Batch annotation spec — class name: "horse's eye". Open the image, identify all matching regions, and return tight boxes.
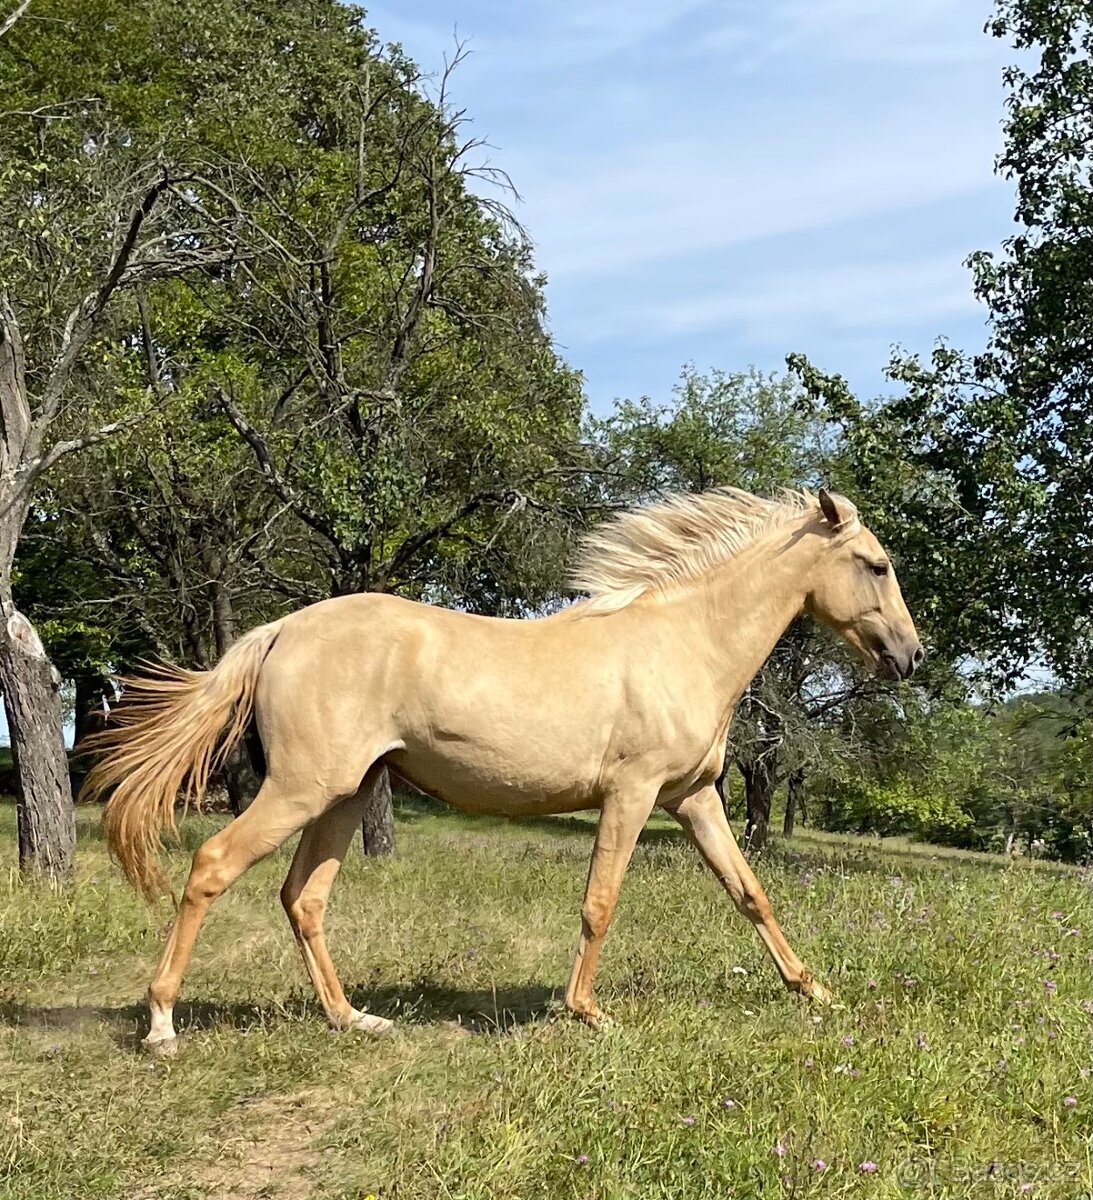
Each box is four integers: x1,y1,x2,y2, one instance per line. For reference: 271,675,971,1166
870,562,889,577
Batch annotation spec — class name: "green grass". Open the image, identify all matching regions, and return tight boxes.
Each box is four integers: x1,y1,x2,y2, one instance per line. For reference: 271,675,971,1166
1,797,1089,1199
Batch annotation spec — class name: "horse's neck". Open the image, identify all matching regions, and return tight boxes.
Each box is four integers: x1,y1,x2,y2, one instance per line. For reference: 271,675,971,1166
681,518,821,707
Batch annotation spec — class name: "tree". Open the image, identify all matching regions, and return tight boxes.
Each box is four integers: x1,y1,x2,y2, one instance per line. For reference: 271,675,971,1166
968,0,1093,693
796,2,1093,696
0,0,243,878
12,2,587,856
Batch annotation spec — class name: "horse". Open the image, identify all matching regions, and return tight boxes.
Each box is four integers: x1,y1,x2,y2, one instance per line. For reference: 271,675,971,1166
82,487,923,1055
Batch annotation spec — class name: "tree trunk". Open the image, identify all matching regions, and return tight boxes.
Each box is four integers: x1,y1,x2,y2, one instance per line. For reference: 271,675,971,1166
209,574,236,658
223,739,262,816
361,765,395,856
201,584,262,816
73,673,111,747
70,672,111,795
783,768,805,838
740,757,776,854
0,606,75,881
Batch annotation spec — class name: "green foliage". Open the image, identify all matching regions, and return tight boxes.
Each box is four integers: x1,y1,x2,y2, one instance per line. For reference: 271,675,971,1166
817,692,1092,863
593,365,830,499
837,778,974,841
8,0,587,673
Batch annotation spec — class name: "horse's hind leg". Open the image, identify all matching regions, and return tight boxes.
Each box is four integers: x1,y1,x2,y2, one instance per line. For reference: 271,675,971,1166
144,777,336,1055
668,786,830,1003
280,769,393,1037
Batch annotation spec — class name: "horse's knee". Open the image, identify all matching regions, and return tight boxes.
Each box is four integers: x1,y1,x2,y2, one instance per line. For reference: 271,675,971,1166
737,883,772,924
282,886,326,938
581,897,612,941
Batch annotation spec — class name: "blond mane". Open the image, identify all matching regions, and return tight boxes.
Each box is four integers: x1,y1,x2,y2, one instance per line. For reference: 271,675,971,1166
572,487,831,613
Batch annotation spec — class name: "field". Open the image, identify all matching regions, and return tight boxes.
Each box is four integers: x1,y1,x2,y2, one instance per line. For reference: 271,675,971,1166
1,798,1088,1200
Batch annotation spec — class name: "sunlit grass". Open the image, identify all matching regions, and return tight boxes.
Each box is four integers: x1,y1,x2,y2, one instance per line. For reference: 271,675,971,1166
1,798,1088,1199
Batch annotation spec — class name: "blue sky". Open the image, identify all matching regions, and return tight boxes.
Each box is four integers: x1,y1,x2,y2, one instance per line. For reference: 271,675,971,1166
368,0,1016,413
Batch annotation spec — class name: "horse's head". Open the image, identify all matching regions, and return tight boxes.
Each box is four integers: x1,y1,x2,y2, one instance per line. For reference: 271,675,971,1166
804,489,924,680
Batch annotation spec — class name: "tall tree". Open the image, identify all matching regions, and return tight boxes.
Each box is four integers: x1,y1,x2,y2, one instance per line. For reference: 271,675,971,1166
12,2,586,856
0,0,242,877
968,0,1093,692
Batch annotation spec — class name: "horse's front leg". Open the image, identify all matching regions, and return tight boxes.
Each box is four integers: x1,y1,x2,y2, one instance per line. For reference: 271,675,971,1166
669,785,831,1003
565,793,655,1028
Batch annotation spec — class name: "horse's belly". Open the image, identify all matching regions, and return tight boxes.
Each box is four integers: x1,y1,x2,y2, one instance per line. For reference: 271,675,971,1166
385,736,601,816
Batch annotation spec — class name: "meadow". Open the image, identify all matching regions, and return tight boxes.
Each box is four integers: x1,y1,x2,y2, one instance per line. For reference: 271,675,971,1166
1,798,1088,1200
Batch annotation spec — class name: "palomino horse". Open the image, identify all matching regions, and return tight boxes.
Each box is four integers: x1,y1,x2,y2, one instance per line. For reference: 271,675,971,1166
83,487,922,1055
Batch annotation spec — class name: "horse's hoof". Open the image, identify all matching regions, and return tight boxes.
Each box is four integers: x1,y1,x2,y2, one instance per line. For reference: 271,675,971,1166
143,1035,178,1058
572,1006,614,1032
347,1011,395,1037
802,978,832,1005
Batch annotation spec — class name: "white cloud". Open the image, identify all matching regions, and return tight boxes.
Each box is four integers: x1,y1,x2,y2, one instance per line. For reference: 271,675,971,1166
511,95,1006,279
366,0,1013,397
629,253,982,342
760,0,1002,67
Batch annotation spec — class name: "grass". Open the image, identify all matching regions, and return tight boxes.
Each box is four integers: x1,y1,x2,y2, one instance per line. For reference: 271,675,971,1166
1,797,1089,1200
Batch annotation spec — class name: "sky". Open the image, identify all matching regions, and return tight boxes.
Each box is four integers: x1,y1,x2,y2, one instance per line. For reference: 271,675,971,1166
367,0,1017,412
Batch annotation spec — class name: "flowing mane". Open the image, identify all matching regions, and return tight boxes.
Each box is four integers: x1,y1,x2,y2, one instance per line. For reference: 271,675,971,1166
572,487,824,613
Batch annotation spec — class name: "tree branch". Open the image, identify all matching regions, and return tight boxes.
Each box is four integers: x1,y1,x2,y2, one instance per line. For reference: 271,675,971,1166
215,385,342,551
0,0,30,41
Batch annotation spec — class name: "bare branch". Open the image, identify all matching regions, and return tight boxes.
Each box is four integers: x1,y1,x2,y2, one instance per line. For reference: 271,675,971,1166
0,0,31,41
215,385,342,551
26,171,240,462
27,410,150,488
0,291,29,467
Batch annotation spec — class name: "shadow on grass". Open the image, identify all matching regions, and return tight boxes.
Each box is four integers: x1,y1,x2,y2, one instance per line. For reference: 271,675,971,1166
0,978,559,1050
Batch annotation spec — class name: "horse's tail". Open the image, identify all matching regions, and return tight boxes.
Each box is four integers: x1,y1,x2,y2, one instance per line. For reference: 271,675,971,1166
80,619,286,900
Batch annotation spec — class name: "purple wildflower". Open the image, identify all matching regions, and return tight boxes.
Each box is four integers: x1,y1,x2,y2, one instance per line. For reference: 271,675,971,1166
1064,1096,1077,1108
842,1035,855,1047
681,1116,696,1127
772,1141,787,1158
1080,999,1093,1014
575,1154,589,1165
1044,979,1057,993
867,979,878,990
812,1159,827,1171
859,1161,878,1173
916,1033,931,1051
722,1097,737,1109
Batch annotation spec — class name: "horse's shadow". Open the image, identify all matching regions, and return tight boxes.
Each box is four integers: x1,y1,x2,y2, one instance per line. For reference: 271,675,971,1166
0,979,558,1052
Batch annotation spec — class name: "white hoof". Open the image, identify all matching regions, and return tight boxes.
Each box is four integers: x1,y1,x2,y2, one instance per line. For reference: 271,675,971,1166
347,1010,395,1037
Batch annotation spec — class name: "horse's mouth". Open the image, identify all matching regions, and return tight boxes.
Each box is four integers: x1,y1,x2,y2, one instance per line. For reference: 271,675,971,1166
876,651,903,680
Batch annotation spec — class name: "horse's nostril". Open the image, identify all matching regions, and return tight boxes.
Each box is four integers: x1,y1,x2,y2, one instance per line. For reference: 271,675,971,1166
912,645,925,668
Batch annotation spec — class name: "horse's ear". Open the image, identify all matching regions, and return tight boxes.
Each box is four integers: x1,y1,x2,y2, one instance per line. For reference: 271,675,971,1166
818,488,857,530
